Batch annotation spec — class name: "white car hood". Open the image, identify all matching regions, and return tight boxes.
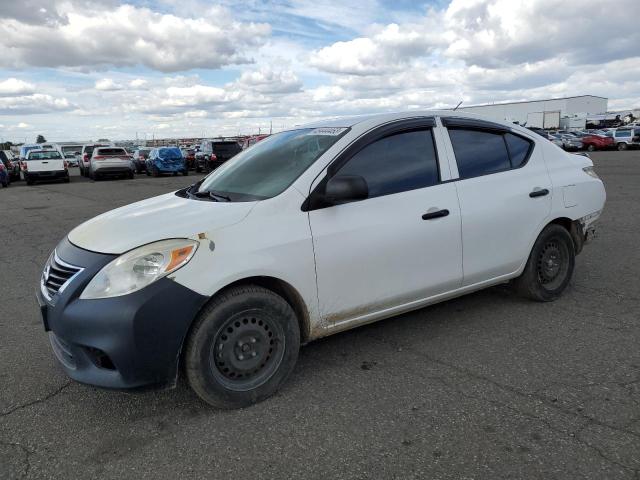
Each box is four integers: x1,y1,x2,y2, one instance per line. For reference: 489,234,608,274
68,192,256,254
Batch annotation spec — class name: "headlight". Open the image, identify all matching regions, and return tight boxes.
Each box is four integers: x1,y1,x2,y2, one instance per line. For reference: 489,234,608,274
80,239,198,299
583,166,600,179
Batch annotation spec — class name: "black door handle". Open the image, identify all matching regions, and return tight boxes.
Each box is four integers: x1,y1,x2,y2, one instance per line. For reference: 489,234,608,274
422,209,449,220
529,188,549,198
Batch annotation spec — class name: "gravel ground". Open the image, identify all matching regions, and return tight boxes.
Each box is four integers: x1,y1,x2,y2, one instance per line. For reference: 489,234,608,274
1,152,639,479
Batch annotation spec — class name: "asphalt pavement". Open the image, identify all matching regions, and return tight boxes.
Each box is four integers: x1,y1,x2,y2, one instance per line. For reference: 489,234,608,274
1,153,639,479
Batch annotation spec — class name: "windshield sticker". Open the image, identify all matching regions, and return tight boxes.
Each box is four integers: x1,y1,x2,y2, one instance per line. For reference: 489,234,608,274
308,127,348,136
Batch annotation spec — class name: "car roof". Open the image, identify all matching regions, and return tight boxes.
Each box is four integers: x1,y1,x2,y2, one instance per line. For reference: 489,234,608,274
298,109,526,130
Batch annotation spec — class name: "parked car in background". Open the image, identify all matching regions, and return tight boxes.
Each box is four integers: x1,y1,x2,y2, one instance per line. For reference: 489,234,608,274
195,139,242,172
78,143,111,176
605,128,640,150
38,111,606,408
553,134,583,151
22,150,69,185
60,145,83,166
20,143,60,160
180,148,196,170
0,150,20,181
241,134,269,150
581,134,614,151
132,148,151,173
89,147,134,180
0,161,9,187
145,147,188,177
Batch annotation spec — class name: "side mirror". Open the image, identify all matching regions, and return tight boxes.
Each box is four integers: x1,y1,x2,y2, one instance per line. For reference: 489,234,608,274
324,175,368,204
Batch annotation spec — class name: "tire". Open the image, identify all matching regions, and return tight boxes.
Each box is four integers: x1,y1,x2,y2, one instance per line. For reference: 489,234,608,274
63,176,70,183
514,224,575,302
153,167,160,177
617,142,627,151
26,177,34,186
185,285,300,408
195,166,201,173
183,170,189,176
586,144,595,152
128,171,134,179
1,181,7,188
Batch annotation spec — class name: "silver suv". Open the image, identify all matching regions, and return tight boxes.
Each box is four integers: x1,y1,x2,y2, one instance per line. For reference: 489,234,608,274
606,128,640,150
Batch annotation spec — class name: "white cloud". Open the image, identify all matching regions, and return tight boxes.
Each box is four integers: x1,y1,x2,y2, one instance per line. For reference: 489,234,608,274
129,79,148,89
17,122,30,128
0,3,271,72
0,78,36,97
0,94,72,114
95,78,123,91
236,68,303,94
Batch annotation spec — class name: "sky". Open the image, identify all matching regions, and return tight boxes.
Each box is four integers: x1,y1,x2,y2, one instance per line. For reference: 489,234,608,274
0,0,639,142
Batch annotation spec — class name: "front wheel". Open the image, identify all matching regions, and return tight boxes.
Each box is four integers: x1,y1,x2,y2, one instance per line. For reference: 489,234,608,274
185,285,300,408
182,170,189,176
586,144,595,152
514,224,575,302
617,142,627,151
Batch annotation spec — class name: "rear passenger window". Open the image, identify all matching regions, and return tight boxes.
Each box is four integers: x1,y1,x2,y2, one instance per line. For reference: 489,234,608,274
449,130,510,178
338,129,439,198
504,133,532,168
449,129,533,178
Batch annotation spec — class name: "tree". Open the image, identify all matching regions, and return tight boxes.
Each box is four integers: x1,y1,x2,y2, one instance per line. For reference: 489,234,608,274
36,135,47,144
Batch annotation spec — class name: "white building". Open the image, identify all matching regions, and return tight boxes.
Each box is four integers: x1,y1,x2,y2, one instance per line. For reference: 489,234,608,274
459,95,608,129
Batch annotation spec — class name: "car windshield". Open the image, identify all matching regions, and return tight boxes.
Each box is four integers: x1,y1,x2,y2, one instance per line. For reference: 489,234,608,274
159,148,182,159
197,127,349,201
28,151,62,160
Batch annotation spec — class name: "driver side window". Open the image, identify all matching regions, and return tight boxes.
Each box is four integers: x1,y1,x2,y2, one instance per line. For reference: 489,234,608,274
337,129,439,198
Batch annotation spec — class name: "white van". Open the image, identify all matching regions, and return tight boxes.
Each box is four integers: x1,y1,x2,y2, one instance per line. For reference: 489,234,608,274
38,111,605,408
23,149,70,185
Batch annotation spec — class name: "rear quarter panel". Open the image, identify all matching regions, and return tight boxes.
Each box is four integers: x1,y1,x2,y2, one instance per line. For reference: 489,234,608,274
542,142,606,222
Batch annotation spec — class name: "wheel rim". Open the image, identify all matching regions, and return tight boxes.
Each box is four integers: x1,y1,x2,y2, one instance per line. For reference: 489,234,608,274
209,309,285,391
536,239,569,291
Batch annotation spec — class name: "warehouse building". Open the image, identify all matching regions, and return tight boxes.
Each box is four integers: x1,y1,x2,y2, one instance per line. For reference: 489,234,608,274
459,95,608,129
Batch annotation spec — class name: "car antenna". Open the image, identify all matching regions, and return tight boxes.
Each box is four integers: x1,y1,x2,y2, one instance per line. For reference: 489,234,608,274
453,100,463,111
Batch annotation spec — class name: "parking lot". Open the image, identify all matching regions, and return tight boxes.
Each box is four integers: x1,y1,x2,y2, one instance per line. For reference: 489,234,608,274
1,151,639,479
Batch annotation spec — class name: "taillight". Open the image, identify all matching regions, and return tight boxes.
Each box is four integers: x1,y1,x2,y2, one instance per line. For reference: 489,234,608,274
93,155,106,160
22,162,28,171
64,160,69,169
210,153,217,161
83,153,89,161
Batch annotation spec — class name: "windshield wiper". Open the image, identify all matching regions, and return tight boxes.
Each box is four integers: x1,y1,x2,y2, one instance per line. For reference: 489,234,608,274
192,190,231,202
207,191,231,202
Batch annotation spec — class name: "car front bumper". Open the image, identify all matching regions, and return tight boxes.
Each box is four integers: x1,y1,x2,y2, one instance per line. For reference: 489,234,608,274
37,237,208,389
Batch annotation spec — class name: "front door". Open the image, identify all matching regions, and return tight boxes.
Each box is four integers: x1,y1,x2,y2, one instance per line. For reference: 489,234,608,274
308,126,463,325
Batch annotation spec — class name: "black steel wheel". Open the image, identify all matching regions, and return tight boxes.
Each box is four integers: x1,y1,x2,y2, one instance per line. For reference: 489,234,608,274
185,285,300,408
514,224,575,302
210,310,286,392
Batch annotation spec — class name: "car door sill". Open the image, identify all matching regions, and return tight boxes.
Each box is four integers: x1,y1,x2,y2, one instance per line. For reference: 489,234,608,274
323,272,517,336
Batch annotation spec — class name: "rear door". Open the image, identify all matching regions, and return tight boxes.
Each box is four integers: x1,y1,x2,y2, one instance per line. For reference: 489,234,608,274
308,120,463,326
442,118,552,286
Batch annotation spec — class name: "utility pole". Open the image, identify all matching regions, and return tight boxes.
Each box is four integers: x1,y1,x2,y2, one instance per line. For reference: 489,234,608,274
270,120,273,135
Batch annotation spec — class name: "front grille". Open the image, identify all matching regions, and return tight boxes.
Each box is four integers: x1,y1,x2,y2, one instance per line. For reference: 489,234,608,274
42,252,83,300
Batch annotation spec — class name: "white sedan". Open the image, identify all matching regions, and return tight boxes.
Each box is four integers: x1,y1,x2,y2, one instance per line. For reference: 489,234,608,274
39,111,605,408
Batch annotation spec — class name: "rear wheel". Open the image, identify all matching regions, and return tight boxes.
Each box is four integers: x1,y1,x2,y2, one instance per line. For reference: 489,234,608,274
183,170,189,176
153,167,160,177
586,144,595,152
617,142,627,151
514,224,575,302
185,285,300,408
